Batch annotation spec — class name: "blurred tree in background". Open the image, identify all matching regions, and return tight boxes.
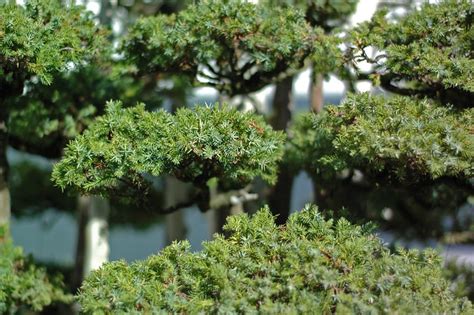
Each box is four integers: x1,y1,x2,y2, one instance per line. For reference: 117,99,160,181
121,0,328,97
261,0,359,225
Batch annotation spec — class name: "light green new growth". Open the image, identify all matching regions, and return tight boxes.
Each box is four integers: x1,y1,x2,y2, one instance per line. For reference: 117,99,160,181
77,206,473,314
52,102,285,200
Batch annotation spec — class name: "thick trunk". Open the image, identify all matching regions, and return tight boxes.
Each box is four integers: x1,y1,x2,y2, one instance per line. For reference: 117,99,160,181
268,76,294,225
206,185,228,237
271,76,293,130
73,195,110,288
164,176,188,244
83,196,110,276
206,208,227,237
310,71,324,113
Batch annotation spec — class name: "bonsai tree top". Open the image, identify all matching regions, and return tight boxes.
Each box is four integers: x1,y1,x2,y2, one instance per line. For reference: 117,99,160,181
121,0,331,96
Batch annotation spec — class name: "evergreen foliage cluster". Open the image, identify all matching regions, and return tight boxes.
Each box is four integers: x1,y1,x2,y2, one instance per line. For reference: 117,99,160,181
289,93,473,183
0,0,107,95
78,206,473,314
346,0,473,107
52,102,284,200
121,0,331,96
0,227,71,313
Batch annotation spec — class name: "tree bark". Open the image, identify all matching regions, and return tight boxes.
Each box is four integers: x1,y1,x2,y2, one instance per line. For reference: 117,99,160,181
164,176,188,244
268,76,294,225
310,71,324,113
83,196,110,276
0,106,10,226
72,195,110,289
72,196,87,291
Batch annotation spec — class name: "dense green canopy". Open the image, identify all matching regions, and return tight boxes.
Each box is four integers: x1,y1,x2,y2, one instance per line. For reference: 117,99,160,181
262,0,358,31
121,0,331,96
78,206,473,314
289,93,473,183
346,0,473,107
0,0,107,97
52,102,284,201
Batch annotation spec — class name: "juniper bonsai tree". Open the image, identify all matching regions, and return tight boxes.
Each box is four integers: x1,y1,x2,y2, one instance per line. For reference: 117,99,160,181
289,0,474,238
52,102,284,213
77,205,473,314
121,0,332,98
0,0,107,225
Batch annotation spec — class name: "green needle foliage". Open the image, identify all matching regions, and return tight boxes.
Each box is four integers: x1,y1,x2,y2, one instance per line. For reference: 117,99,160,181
0,227,72,313
0,0,107,96
77,206,473,314
346,0,473,107
289,93,473,183
7,64,164,158
121,0,329,96
52,102,284,203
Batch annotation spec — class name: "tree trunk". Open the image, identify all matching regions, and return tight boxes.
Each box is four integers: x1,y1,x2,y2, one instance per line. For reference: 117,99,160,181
206,208,227,237
83,196,110,276
268,76,294,225
0,107,10,226
310,71,324,113
72,196,87,291
164,176,188,245
271,76,293,131
73,195,110,289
